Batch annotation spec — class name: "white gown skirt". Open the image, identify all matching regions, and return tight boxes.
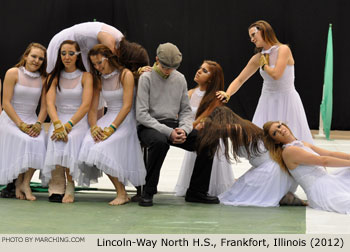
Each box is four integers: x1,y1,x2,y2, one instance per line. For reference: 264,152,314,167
219,159,297,207
78,110,146,187
252,89,313,144
175,141,234,197
307,168,350,214
41,113,89,185
0,111,46,185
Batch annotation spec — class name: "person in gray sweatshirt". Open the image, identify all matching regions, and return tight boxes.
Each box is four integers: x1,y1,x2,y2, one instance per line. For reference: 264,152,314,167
136,42,219,206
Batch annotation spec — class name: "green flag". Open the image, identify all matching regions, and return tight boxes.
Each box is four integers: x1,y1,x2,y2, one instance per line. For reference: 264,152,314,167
320,24,333,139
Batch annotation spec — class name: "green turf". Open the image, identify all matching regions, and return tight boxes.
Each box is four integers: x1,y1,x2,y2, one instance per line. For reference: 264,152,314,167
0,192,305,234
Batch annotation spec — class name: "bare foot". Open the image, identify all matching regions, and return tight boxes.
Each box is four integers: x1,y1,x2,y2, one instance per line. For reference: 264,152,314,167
62,194,74,203
18,184,36,201
15,187,26,200
109,194,130,206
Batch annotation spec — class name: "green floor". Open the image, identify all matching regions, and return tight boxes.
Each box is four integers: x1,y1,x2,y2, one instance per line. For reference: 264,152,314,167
0,192,305,234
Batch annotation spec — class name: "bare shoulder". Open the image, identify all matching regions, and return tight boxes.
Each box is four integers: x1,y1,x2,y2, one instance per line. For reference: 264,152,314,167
82,71,92,79
6,67,19,78
278,44,292,54
188,88,195,97
282,145,301,159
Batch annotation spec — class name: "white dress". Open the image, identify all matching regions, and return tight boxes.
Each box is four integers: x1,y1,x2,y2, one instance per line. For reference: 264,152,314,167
0,67,46,184
175,88,235,196
78,70,146,187
219,143,297,207
252,45,313,144
46,22,124,73
41,70,89,185
286,140,350,214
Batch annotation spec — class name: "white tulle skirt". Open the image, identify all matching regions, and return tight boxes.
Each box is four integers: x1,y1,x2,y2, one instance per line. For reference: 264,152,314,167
0,111,46,185
219,158,297,207
306,168,350,214
252,89,313,144
175,141,234,197
78,110,146,187
41,113,89,185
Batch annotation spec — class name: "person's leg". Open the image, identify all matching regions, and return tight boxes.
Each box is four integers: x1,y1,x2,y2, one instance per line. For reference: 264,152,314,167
17,168,36,201
15,173,25,200
62,168,75,203
185,145,219,204
107,174,130,205
137,126,170,206
48,165,66,202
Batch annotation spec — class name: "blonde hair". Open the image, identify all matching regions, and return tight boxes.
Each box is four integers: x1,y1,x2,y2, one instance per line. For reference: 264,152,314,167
15,42,47,76
263,121,294,173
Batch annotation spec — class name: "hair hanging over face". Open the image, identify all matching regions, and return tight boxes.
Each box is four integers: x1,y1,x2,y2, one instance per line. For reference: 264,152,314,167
117,38,150,83
249,20,281,52
263,121,292,173
88,44,124,89
46,40,86,92
195,60,225,119
197,106,264,162
15,42,47,77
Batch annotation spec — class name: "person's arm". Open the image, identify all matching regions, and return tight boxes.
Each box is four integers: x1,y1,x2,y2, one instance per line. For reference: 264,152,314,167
2,68,24,126
178,78,193,135
68,72,93,126
282,146,350,170
304,141,350,160
263,45,291,80
27,77,48,137
217,54,260,102
101,69,134,140
136,74,173,137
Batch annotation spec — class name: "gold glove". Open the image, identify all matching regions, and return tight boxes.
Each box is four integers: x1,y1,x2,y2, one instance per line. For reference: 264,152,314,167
30,121,42,134
217,91,230,103
259,54,269,70
53,120,67,141
18,122,31,134
101,123,117,140
64,120,74,133
90,125,103,138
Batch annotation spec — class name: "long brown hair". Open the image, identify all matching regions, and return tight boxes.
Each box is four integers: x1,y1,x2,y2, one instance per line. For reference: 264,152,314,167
263,121,293,173
88,44,124,90
248,20,281,53
46,40,86,92
197,106,264,161
117,38,150,83
15,42,47,77
195,60,224,119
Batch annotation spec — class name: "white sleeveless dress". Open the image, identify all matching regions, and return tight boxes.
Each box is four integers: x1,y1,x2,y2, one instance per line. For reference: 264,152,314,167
46,22,124,73
41,70,89,185
285,141,350,214
78,70,146,187
175,88,235,196
252,46,313,144
0,67,46,184
219,143,297,207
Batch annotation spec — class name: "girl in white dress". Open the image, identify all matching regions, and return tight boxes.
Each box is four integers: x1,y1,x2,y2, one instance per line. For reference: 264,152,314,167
0,43,47,201
216,20,313,143
43,40,93,203
264,121,350,214
175,61,234,196
197,106,302,207
78,44,146,205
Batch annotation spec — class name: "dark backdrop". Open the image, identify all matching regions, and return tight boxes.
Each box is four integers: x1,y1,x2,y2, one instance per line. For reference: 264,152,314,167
0,0,349,129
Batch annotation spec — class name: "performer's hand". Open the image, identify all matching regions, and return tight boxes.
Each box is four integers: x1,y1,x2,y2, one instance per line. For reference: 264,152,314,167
216,91,230,103
64,120,74,134
51,120,68,142
18,121,31,134
28,121,42,137
90,125,104,142
259,54,269,70
101,124,117,140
